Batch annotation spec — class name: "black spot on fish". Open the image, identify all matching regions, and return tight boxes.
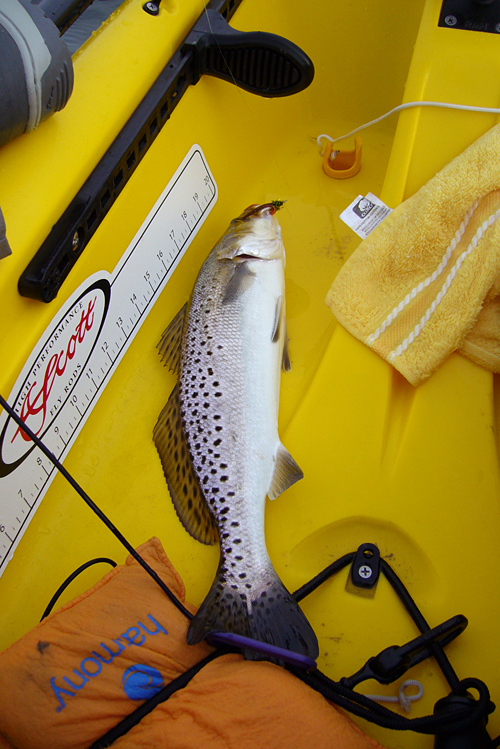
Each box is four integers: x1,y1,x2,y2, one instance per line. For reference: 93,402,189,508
212,487,219,494
233,538,242,544
208,368,214,375
230,521,239,527
215,426,223,432
227,491,235,497
213,415,221,421
220,475,228,482
235,556,243,561
214,438,221,447
238,573,247,579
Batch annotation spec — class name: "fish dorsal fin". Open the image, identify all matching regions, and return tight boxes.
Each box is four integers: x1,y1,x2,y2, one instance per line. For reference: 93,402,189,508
157,303,187,374
222,262,256,305
267,442,304,500
153,384,218,545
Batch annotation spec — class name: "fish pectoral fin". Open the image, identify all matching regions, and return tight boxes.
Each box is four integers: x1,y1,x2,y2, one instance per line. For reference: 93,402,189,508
282,319,291,372
153,384,218,545
267,442,304,500
272,296,291,371
157,303,187,374
222,262,256,305
271,296,282,343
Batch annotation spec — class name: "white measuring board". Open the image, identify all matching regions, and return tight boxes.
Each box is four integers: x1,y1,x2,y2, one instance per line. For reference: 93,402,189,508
0,144,217,576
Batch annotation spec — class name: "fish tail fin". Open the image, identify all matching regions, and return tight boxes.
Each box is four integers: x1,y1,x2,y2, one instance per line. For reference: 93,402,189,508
187,564,318,661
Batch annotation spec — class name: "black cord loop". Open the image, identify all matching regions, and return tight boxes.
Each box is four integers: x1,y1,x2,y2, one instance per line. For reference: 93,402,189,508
40,557,117,621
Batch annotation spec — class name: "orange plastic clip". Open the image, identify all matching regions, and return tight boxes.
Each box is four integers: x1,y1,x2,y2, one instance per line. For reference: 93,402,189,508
322,137,362,179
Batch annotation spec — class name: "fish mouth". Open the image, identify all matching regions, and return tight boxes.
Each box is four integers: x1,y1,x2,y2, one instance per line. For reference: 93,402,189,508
240,202,285,221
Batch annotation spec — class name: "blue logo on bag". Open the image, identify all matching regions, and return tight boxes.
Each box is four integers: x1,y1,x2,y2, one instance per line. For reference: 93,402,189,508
122,664,164,700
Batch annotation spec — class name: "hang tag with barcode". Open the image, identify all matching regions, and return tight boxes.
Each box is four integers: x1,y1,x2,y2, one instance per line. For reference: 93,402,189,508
340,192,392,239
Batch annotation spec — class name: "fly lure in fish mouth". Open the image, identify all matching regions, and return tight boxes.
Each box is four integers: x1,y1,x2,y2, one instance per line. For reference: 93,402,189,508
242,201,286,219
153,204,318,661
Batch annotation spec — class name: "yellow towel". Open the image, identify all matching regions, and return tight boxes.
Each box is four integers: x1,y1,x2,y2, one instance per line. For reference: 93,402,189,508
325,123,500,385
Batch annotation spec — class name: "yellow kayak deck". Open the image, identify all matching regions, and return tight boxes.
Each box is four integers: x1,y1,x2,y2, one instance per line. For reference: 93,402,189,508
1,0,500,746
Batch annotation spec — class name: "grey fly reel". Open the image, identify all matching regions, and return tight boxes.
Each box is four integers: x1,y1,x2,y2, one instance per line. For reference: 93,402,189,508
0,0,74,147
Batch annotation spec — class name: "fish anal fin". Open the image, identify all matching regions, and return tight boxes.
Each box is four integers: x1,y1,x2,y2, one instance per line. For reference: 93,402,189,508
157,303,187,374
222,262,256,305
153,384,218,545
267,442,303,500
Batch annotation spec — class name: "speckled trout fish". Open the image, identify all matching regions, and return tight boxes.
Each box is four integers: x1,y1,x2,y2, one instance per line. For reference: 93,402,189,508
153,203,318,659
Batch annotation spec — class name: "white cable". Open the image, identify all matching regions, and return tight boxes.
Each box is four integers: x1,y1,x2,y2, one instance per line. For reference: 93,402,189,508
364,679,424,713
316,101,500,151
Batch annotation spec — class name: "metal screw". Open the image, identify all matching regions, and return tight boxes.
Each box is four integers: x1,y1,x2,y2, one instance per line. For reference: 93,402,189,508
495,23,500,33
444,15,458,26
358,565,373,579
72,231,80,251
143,1,160,15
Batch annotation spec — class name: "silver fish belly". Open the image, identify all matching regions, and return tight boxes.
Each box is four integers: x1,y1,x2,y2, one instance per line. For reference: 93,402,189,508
153,204,318,659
